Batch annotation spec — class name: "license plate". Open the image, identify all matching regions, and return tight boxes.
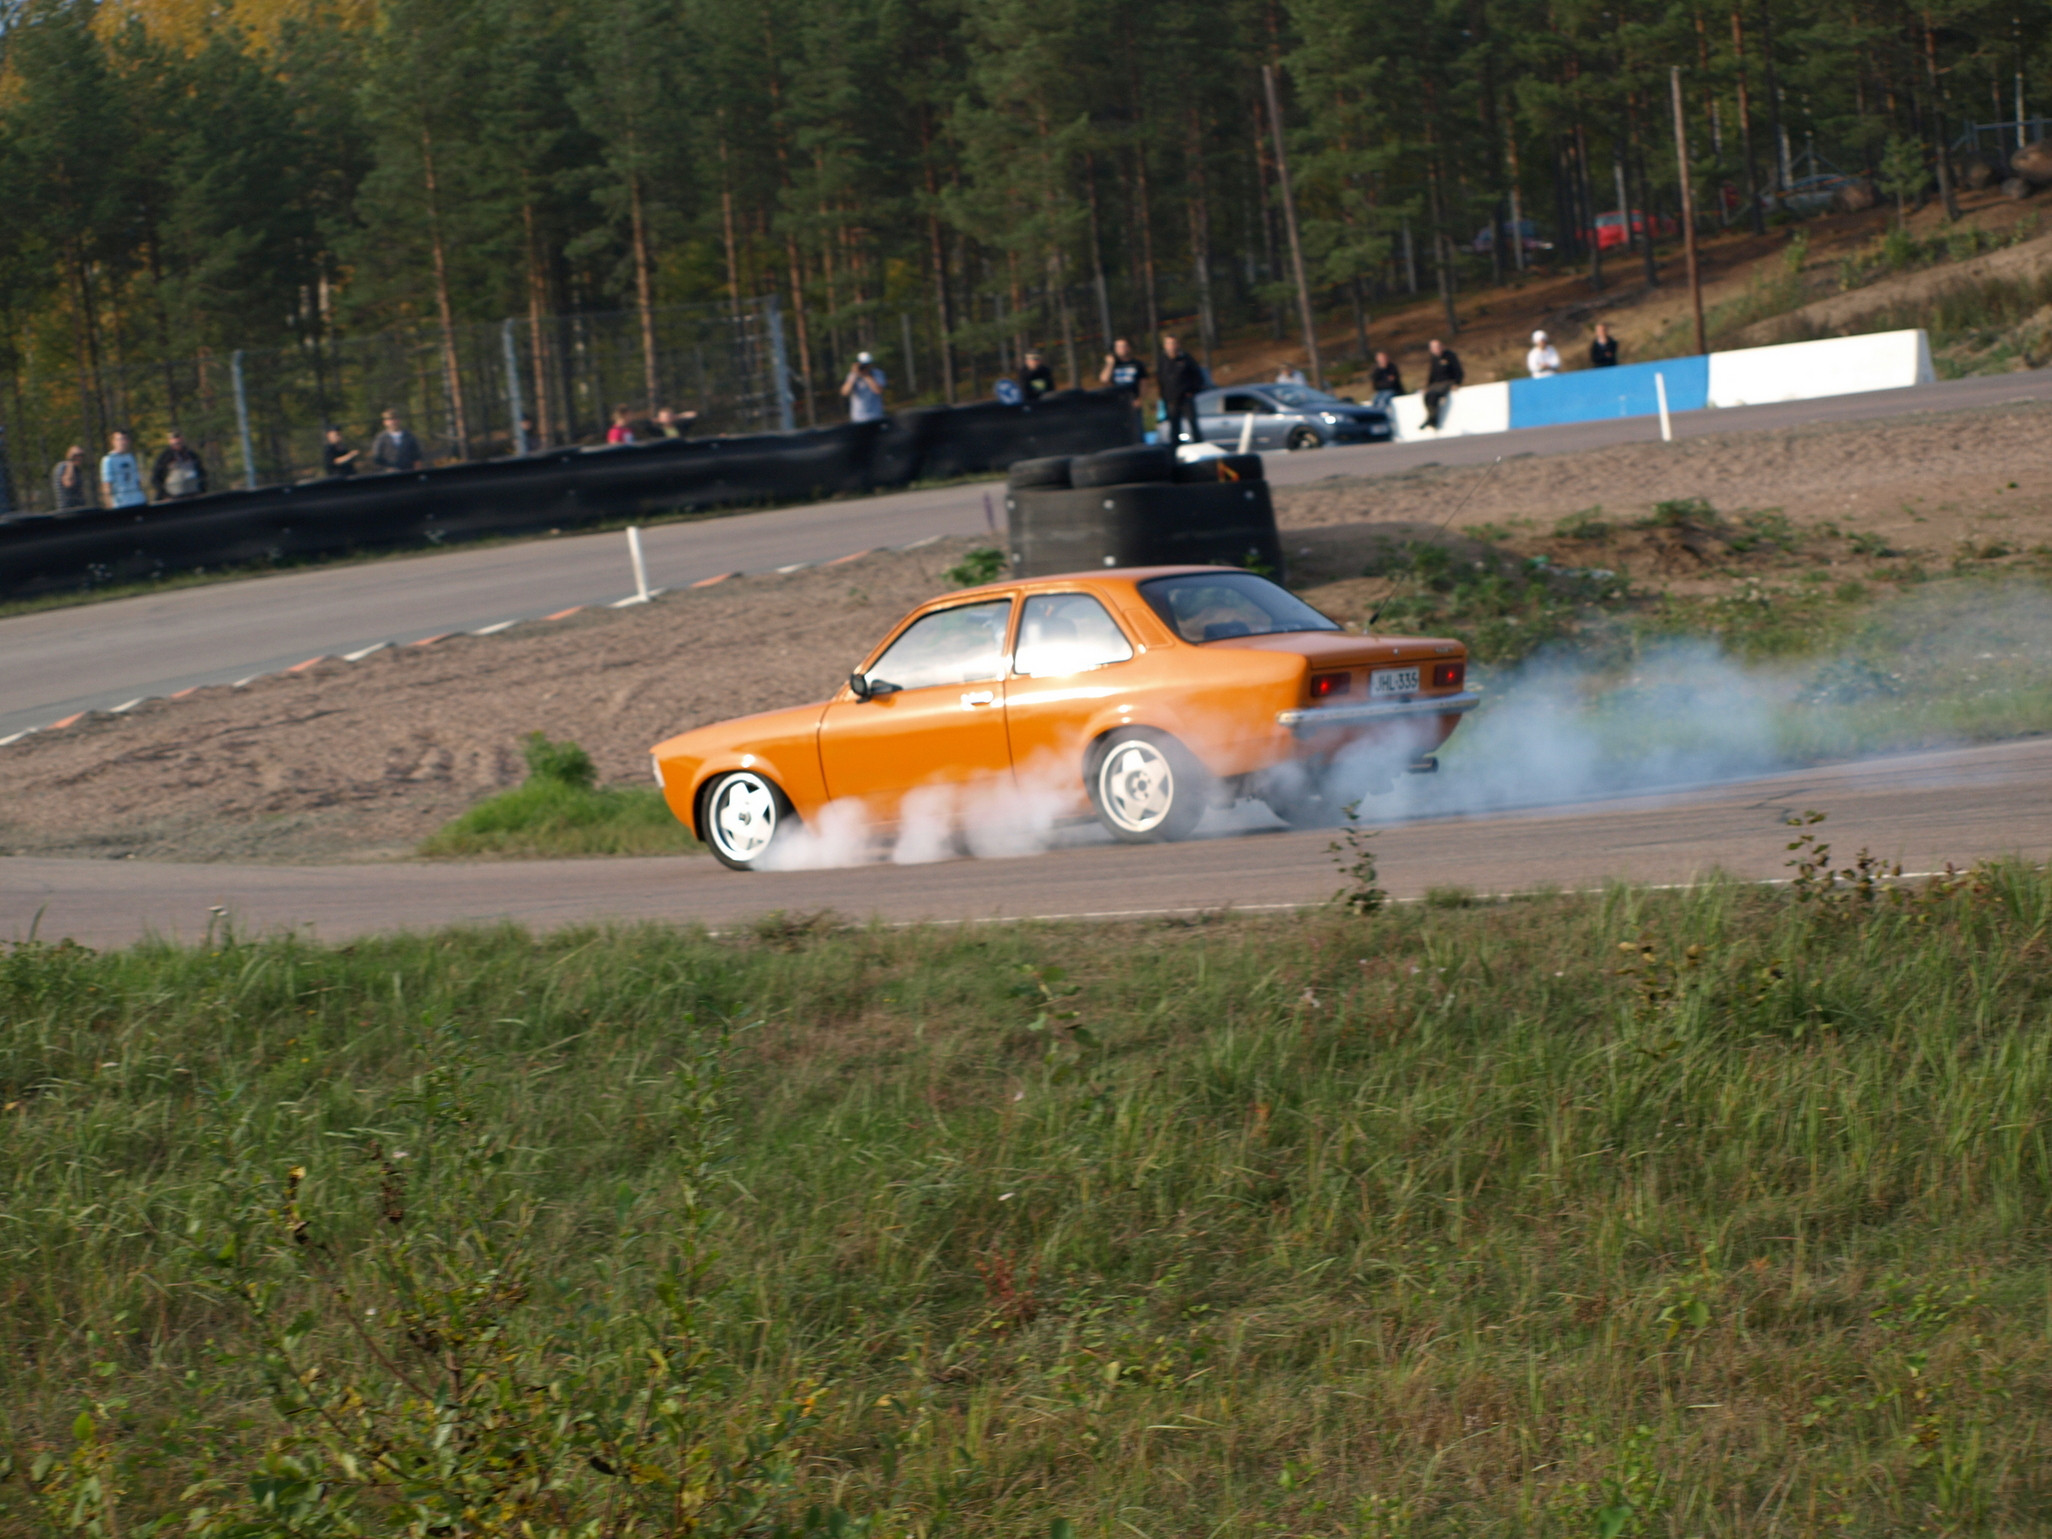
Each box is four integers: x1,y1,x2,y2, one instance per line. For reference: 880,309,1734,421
1369,666,1420,698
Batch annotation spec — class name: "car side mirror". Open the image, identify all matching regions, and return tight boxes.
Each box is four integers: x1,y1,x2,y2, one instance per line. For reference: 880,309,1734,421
850,672,900,700
849,671,871,700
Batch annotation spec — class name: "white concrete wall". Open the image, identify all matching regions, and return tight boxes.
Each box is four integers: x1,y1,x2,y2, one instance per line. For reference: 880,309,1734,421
1390,380,1512,440
1706,328,1934,408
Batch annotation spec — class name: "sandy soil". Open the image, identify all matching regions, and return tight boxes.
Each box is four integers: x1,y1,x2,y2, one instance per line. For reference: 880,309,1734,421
5,398,2051,865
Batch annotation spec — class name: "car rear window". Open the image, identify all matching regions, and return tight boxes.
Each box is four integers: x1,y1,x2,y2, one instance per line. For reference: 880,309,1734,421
1137,572,1341,644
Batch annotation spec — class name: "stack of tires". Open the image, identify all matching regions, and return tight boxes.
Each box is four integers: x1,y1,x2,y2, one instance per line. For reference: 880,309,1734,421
1002,445,1285,580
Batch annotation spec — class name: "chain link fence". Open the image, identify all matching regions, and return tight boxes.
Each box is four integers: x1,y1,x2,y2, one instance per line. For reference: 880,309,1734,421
0,297,792,516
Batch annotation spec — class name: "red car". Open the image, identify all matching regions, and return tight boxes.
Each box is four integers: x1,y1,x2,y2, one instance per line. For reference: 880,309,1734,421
1585,210,1678,250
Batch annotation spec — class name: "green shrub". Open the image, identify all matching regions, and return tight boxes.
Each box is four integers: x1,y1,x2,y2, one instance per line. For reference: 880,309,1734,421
945,546,1006,586
420,733,698,857
522,729,597,788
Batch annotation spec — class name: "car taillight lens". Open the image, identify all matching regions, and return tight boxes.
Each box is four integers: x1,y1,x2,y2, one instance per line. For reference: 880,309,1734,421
1310,672,1350,699
1430,660,1465,689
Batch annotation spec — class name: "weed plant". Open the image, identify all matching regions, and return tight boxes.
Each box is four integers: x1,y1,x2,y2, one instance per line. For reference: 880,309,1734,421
418,732,699,858
4,869,2052,1534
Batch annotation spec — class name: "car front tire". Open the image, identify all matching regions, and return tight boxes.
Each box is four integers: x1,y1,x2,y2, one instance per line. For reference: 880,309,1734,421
699,770,793,870
1089,730,1209,843
1287,426,1322,451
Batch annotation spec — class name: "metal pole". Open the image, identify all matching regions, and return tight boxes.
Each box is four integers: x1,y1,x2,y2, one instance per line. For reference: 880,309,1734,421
502,319,528,455
1261,64,1324,390
1670,67,1707,356
1655,372,1673,442
900,311,918,397
626,525,650,604
230,349,257,490
765,293,797,432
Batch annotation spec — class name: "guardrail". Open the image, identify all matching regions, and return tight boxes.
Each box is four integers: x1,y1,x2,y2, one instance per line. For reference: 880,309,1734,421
0,390,1136,603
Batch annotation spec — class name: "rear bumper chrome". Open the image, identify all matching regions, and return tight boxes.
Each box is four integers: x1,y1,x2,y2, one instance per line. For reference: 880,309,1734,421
1276,691,1482,734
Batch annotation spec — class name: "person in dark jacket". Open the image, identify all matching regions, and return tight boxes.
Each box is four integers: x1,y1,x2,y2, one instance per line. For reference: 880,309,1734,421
372,410,424,472
1159,334,1207,444
1020,350,1056,401
1589,322,1620,368
1369,351,1405,409
50,445,91,511
1420,339,1464,431
151,429,207,499
322,427,359,477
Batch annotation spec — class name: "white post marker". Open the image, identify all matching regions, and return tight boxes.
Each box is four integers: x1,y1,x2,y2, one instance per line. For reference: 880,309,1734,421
1654,372,1673,443
626,525,651,604
1237,413,1255,453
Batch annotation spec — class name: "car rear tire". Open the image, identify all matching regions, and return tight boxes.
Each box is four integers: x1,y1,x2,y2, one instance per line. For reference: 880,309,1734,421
1089,729,1209,843
1262,776,1343,829
699,770,793,870
1286,426,1322,451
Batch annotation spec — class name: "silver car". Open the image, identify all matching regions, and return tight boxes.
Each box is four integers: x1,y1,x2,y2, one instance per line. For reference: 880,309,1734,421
1194,384,1394,451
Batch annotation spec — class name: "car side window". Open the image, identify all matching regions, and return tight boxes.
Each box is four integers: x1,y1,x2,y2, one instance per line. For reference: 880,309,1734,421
1221,393,1266,414
1012,593,1134,678
866,599,1012,690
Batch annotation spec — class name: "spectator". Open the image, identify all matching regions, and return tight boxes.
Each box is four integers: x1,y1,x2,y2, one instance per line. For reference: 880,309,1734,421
50,445,90,512
1159,333,1207,445
151,429,208,500
1099,337,1149,400
1525,330,1562,379
1590,322,1620,368
842,352,887,422
517,413,538,451
322,427,359,477
1420,339,1464,432
371,410,423,472
654,406,697,439
1275,363,1307,385
1368,352,1404,410
100,430,146,508
606,405,637,445
1020,350,1056,402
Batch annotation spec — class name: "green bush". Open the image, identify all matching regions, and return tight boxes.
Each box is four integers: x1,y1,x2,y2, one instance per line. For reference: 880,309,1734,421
945,546,1006,586
419,733,699,857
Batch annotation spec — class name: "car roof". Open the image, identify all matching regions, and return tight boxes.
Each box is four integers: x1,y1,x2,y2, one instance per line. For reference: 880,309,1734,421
944,565,1249,600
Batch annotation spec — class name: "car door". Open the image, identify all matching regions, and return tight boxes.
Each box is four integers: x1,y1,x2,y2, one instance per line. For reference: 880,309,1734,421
1002,591,1139,800
816,596,1016,817
1217,391,1281,449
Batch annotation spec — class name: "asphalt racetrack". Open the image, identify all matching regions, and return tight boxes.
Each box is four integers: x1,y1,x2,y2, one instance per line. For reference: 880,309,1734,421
6,368,2051,742
6,737,2047,948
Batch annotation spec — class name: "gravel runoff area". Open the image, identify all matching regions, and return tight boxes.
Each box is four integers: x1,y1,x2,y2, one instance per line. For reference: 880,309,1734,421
3,399,2050,865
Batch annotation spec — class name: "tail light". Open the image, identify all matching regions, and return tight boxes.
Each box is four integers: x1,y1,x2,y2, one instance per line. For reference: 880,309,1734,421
1310,672,1350,699
1430,660,1465,689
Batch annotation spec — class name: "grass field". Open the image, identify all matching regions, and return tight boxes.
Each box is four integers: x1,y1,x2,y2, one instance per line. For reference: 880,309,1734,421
5,855,2051,1535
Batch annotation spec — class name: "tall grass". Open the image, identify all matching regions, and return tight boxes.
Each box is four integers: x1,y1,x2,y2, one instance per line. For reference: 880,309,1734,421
419,731,700,857
4,870,2052,1534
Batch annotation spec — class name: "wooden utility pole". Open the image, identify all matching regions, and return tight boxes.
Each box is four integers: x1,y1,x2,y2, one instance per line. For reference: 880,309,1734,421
1670,66,1707,356
1261,64,1324,389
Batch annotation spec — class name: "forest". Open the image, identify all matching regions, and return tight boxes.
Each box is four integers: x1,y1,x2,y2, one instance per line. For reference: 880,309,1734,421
0,0,2046,497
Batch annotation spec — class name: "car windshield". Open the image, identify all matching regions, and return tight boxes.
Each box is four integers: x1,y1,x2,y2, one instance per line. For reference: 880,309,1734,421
1137,572,1341,644
1262,384,1343,410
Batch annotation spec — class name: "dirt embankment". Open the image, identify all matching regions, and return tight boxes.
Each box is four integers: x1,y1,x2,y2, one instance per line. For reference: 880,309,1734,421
4,401,2050,865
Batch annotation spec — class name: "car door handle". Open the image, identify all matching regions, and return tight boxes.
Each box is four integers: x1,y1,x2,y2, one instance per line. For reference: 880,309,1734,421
960,690,996,707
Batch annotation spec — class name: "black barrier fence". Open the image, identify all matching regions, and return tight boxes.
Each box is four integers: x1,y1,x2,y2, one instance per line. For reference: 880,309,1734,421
0,390,1136,603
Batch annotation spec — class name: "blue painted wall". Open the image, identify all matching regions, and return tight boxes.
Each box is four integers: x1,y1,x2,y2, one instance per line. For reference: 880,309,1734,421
1507,354,1709,429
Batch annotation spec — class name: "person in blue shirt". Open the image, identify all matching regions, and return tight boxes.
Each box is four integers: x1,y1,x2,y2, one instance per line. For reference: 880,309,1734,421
100,430,146,508
842,353,887,422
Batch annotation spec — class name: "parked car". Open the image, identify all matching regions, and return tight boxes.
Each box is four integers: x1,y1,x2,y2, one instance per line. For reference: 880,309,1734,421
653,567,1478,869
1193,384,1393,451
1471,217,1555,255
1584,209,1679,250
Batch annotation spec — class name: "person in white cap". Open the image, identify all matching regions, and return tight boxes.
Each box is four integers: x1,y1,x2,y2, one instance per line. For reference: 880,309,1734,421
841,351,888,422
1526,330,1562,379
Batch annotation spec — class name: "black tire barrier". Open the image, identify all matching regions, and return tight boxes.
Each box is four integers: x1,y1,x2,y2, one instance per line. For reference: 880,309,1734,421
0,391,1137,602
1171,453,1265,485
1004,478,1285,581
1070,444,1176,488
1006,456,1074,490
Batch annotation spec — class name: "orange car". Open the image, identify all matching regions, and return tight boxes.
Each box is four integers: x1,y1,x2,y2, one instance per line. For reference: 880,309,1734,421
652,567,1479,869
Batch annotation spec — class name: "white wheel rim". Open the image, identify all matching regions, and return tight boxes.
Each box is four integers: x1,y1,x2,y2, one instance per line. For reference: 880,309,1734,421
708,773,778,861
1099,740,1175,832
